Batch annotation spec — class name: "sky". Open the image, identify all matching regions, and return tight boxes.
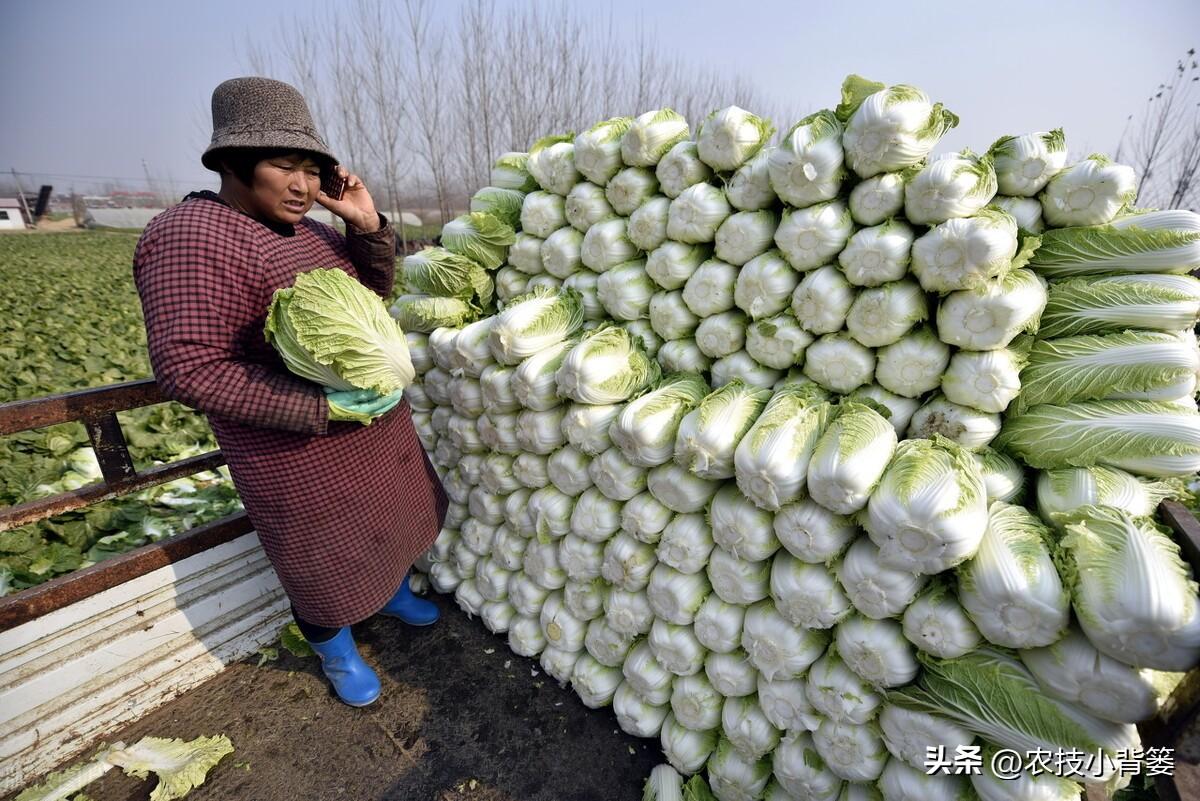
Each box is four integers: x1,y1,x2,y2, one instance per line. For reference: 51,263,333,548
2,0,1198,196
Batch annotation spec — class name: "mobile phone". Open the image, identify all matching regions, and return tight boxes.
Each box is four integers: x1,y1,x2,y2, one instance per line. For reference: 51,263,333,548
321,170,346,201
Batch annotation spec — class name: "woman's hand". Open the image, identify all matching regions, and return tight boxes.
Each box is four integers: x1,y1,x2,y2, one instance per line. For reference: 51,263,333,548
316,165,381,233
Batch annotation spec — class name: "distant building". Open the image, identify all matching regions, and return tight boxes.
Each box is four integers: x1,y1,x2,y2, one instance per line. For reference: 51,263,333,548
0,198,27,229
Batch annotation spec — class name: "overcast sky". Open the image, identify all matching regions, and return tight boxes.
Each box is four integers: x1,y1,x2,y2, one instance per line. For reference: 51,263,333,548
2,0,1197,195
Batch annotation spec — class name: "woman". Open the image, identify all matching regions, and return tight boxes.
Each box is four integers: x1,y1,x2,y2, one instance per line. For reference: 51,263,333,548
133,77,446,707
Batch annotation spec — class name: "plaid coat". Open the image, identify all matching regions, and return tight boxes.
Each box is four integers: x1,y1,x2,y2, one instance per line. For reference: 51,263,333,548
133,194,446,627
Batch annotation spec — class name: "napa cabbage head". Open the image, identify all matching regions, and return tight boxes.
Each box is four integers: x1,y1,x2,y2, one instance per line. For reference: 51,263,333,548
987,129,1067,197
611,372,709,468
574,116,633,185
767,110,845,208
491,151,537,192
904,149,998,225
487,286,585,365
441,212,516,270
556,324,661,404
835,74,959,178
806,399,898,515
730,383,830,509
401,247,494,310
675,380,773,480
697,105,775,171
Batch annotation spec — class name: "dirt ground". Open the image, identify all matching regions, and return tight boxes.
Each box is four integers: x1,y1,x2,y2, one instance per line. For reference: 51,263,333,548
48,592,662,801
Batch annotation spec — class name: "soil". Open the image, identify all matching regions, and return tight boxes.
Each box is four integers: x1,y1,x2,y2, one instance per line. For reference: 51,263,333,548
53,592,661,801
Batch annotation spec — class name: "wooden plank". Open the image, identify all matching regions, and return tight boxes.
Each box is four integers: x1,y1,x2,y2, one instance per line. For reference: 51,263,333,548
1162,500,1200,577
82,412,136,484
0,451,227,532
0,379,163,435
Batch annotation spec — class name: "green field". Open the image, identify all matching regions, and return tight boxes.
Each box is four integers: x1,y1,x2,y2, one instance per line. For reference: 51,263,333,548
0,232,240,594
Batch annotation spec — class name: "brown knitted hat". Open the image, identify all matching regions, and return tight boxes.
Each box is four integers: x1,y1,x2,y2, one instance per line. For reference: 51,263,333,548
201,77,338,171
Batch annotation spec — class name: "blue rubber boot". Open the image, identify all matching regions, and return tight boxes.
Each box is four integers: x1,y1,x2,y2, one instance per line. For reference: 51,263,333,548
307,627,381,707
379,574,440,626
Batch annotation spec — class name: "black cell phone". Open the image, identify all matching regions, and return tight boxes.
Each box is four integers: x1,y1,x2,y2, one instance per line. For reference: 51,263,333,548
321,170,346,201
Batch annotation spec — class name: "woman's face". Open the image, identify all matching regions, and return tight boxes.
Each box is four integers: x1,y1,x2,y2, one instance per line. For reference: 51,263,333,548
242,153,322,224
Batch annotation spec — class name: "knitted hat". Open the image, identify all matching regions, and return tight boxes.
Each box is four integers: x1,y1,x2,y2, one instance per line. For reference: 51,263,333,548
201,77,338,171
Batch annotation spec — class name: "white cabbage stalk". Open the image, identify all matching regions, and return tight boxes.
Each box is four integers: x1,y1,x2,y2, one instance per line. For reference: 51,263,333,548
936,268,1047,350
596,260,654,322
1039,273,1200,339
540,227,585,279
727,146,778,211
606,167,660,216
722,695,782,761
708,548,772,607
448,377,485,416
657,339,712,375
628,196,672,252
992,195,1045,234
457,453,485,485
657,513,716,574
970,744,1083,801
791,265,855,335
988,129,1067,197
760,678,822,733
1030,210,1200,277
807,652,882,724
623,639,676,706
648,462,723,513
508,232,546,276
706,650,758,698
623,319,661,359
559,533,605,582
571,653,624,708
661,713,719,775
606,587,656,638
911,208,1020,293
770,553,852,629
1059,505,1200,670
527,272,563,293
455,578,486,616
614,680,671,738
904,150,998,225
479,364,519,413
878,702,976,770
531,484,576,538
565,181,615,233
581,218,640,273
513,452,550,490
836,614,920,688
541,590,588,652
1040,154,1138,227
425,526,459,566
838,219,915,288
493,526,529,571
694,595,747,654
766,110,845,208
603,533,659,592
1036,466,1171,525
811,718,889,782
557,325,660,405
481,454,522,495
803,333,877,394
461,518,499,558
745,314,812,371
521,190,568,238
588,446,649,502
429,561,463,594
425,367,454,406
491,151,536,192
773,497,857,564
840,76,959,179
540,645,582,685
1018,330,1200,410
865,437,988,573
561,402,622,455
941,348,1024,414
489,287,585,365
845,279,928,348
716,212,780,268
569,487,623,542
495,266,532,303
650,619,708,677
838,537,929,619
585,615,636,667
411,409,434,444
529,134,581,196
429,327,461,371
676,381,772,480
697,106,774,172
775,200,854,272
407,331,433,377
729,250,795,320
515,407,568,455
709,485,781,562
509,614,548,656
902,579,982,658
807,400,898,515
670,672,724,730
467,486,507,526
509,571,552,617
657,141,714,198
565,577,608,621
433,438,463,470
849,169,913,226
741,601,828,680
973,447,1026,504
668,183,732,244
612,373,709,469
481,599,517,634
622,492,675,544
907,396,1002,451
707,738,773,801
648,563,712,625
505,489,537,537
623,109,690,167
524,539,567,593
678,259,737,319
772,732,842,801
575,116,633,185
696,311,748,358
1021,627,1168,725
452,317,498,378
646,242,711,291
711,351,783,390
879,758,971,801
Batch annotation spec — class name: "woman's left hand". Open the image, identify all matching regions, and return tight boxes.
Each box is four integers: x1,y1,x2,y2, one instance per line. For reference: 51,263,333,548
316,166,381,233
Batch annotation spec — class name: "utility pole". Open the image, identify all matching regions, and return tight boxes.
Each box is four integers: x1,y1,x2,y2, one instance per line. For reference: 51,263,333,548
9,168,35,228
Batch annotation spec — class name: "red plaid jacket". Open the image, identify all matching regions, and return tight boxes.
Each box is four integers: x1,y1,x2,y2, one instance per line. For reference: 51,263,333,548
134,195,445,627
